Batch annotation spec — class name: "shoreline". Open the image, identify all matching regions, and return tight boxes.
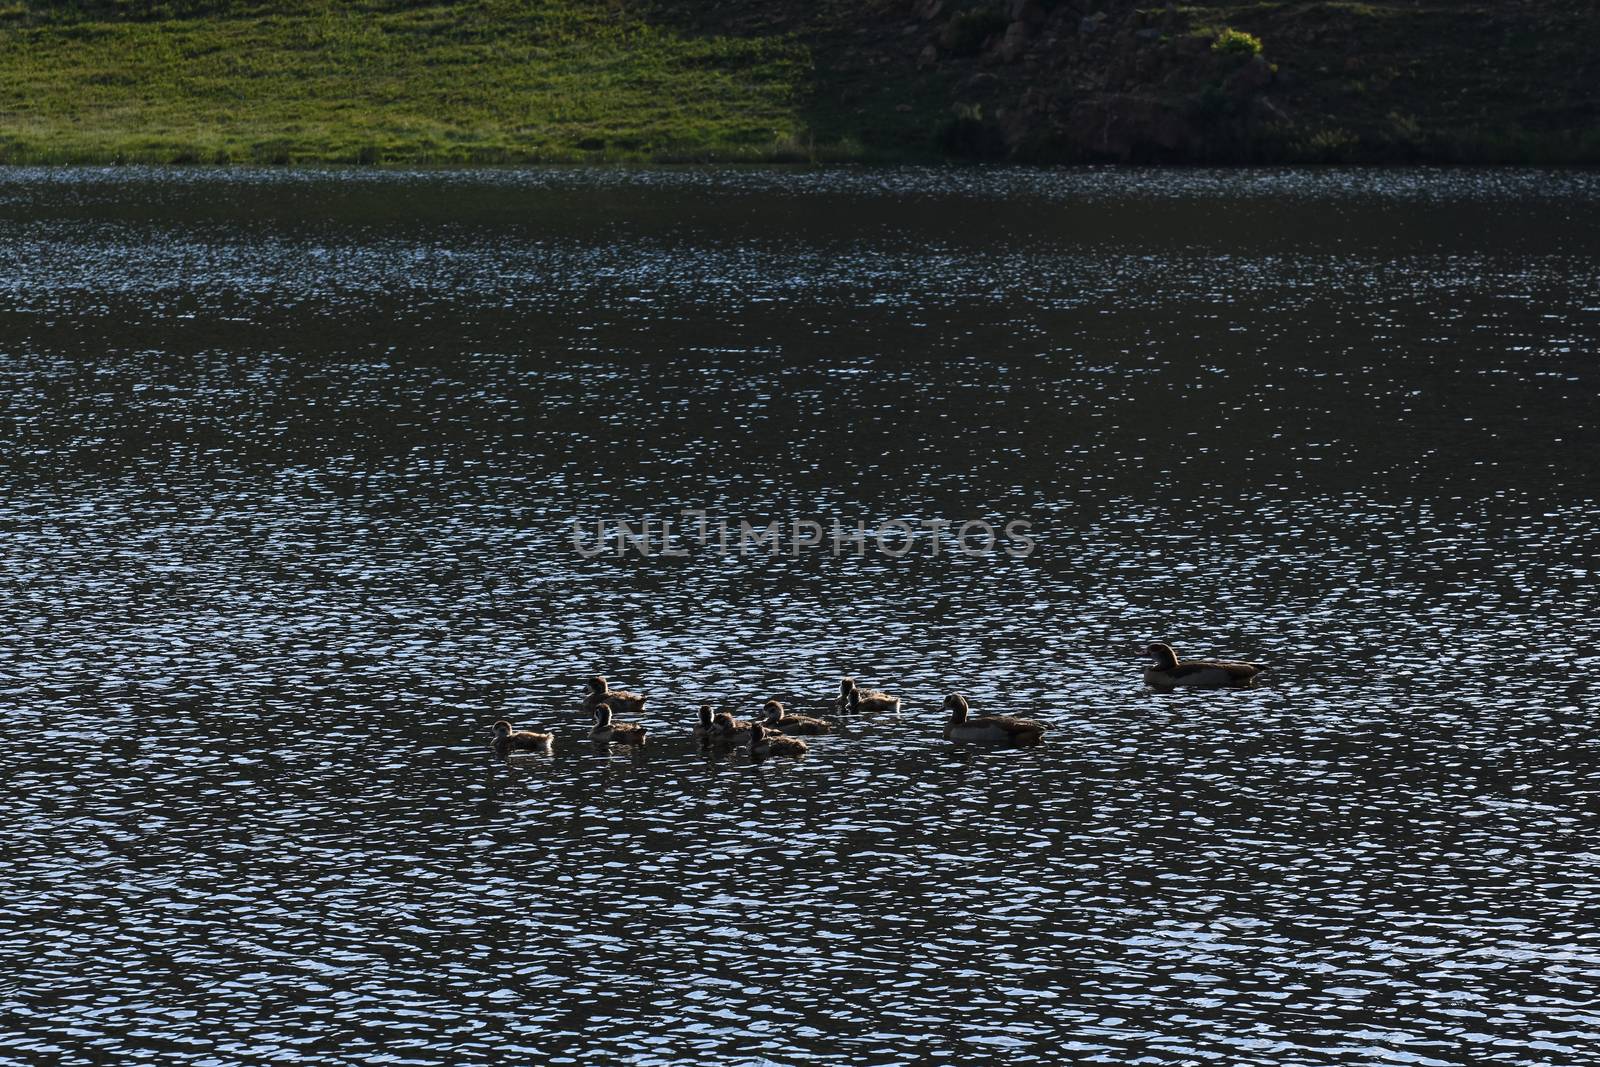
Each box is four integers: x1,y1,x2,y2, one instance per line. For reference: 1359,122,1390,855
3,145,1598,169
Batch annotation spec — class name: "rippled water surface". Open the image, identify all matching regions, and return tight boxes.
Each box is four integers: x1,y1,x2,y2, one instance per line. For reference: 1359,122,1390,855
2,166,1597,1065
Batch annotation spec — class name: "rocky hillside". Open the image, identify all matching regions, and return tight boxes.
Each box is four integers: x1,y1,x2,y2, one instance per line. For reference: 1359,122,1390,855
740,0,1600,162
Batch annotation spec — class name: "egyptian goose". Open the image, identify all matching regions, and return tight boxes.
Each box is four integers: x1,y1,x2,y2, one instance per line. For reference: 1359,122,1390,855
1143,642,1260,690
943,694,1046,746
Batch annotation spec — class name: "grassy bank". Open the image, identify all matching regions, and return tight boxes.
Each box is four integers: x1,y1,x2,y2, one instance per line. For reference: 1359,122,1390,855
0,0,828,164
0,0,1596,164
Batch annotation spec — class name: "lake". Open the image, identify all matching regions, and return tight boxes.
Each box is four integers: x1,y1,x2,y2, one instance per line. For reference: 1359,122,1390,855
0,166,1596,1065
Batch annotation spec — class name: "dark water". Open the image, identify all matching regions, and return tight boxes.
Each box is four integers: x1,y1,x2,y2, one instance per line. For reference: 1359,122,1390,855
1,166,1597,1065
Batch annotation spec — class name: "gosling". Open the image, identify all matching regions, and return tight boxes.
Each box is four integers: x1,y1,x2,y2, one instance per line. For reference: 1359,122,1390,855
762,700,832,736
583,675,647,716
839,677,901,714
708,710,761,745
590,704,648,745
748,723,807,758
490,720,554,756
693,703,715,741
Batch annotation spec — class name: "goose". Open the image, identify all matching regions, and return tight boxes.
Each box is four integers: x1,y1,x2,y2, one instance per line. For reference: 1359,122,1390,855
490,720,554,756
762,700,832,736
748,722,807,758
839,677,900,713
583,675,647,716
590,704,647,745
1143,642,1260,690
943,694,1046,746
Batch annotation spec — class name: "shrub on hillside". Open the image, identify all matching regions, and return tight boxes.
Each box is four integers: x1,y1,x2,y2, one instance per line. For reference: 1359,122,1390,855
1212,28,1263,57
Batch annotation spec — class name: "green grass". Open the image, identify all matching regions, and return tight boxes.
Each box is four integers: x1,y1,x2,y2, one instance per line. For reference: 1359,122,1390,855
0,0,831,163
